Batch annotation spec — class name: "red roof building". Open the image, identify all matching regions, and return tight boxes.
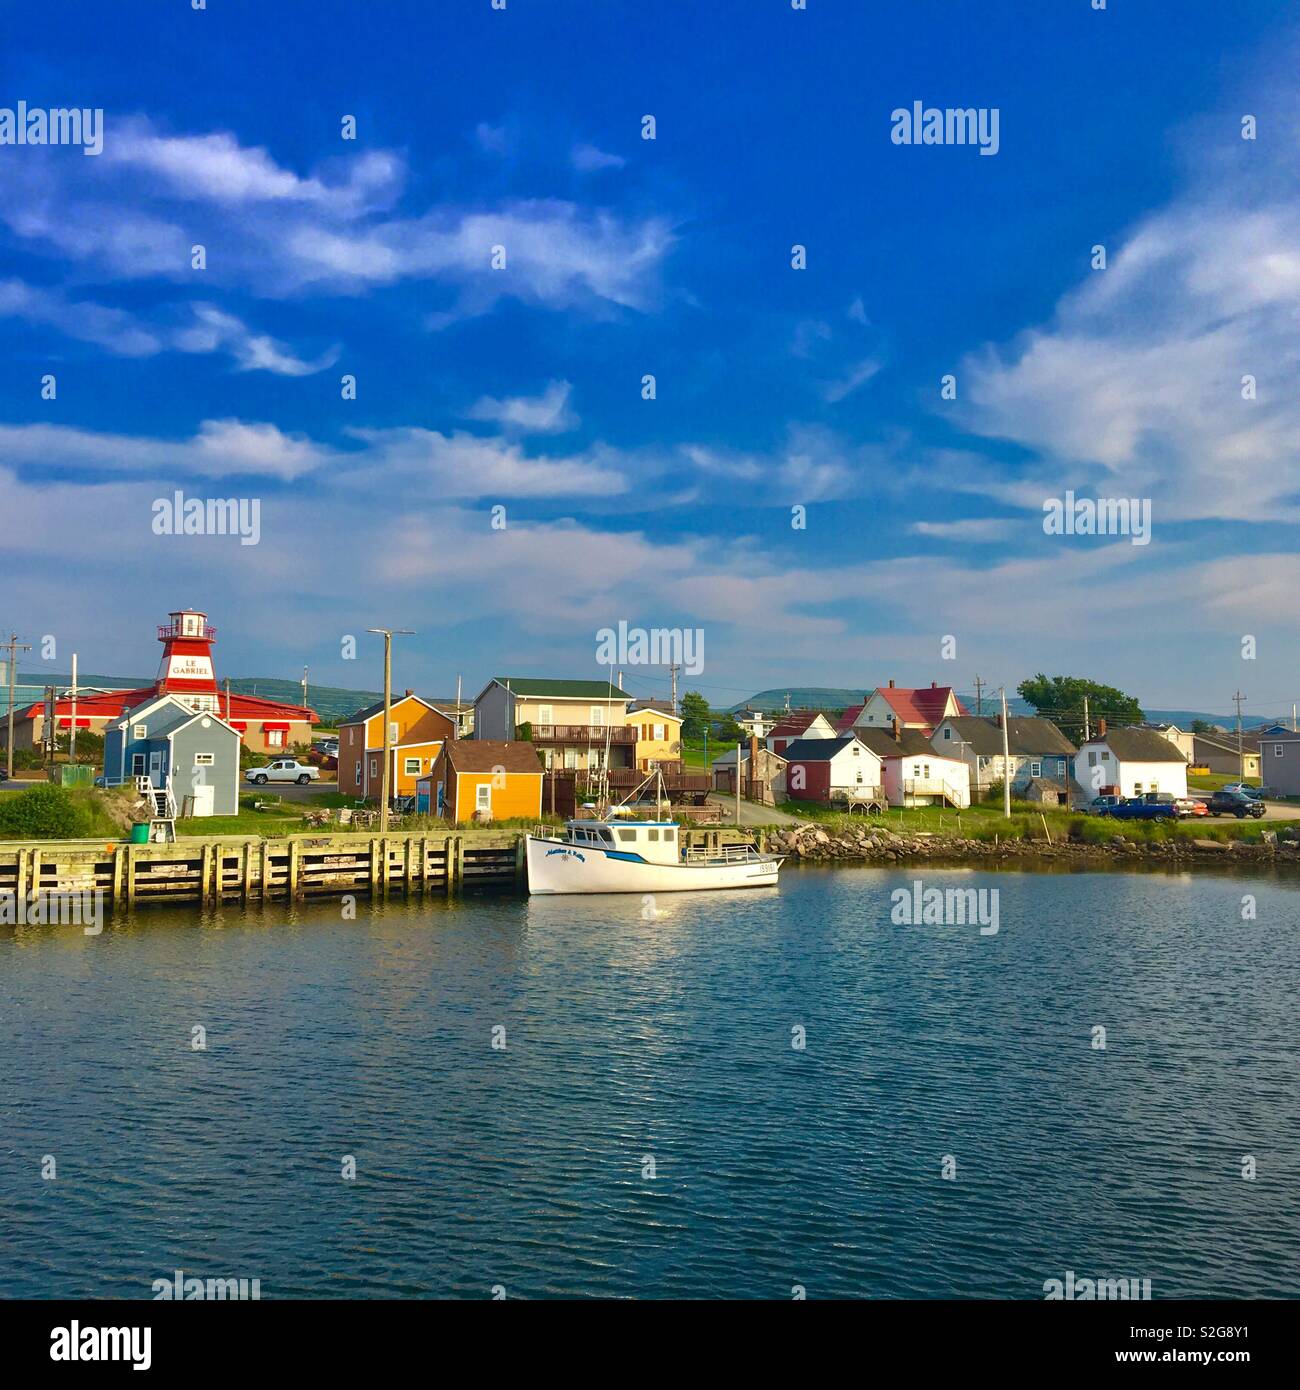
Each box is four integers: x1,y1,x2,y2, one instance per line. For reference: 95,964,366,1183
848,681,970,737
3,609,318,755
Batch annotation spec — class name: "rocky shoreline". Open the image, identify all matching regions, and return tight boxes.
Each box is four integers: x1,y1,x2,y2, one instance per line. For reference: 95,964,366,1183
766,822,1300,867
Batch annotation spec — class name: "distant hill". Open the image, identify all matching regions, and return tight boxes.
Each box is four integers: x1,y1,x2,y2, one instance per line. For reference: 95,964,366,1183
226,679,382,726
728,690,1280,730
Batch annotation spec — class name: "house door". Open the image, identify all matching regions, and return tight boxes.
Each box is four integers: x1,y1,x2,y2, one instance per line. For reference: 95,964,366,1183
475,782,492,819
148,751,162,785
191,784,216,817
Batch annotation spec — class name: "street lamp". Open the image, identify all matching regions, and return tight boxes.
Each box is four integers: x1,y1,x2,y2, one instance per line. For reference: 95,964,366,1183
367,628,415,834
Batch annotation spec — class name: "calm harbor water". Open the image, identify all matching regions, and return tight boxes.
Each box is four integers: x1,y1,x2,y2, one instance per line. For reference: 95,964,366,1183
2,864,1298,1300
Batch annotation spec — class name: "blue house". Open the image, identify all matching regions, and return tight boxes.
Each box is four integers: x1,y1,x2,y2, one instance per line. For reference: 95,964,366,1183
103,694,241,817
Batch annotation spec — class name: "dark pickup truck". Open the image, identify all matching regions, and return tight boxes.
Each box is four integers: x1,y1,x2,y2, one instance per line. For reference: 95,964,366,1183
1207,790,1266,819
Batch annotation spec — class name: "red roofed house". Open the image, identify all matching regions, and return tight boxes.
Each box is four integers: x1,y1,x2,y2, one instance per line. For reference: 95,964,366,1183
2,609,317,755
849,680,969,738
766,711,838,756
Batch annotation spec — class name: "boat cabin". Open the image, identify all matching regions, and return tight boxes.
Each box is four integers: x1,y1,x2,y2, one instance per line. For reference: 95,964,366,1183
566,819,681,865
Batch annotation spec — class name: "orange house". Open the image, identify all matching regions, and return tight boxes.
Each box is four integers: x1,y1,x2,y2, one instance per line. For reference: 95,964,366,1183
421,740,543,822
338,691,457,802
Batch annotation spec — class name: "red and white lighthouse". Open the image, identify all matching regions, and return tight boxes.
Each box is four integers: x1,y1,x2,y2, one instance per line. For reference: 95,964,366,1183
155,610,221,711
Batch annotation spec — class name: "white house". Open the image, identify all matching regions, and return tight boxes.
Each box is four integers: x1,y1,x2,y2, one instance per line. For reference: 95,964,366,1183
855,726,971,808
766,711,837,755
1073,722,1188,799
782,735,885,807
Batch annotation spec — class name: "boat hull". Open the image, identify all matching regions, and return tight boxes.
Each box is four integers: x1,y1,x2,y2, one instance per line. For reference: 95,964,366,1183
526,835,783,895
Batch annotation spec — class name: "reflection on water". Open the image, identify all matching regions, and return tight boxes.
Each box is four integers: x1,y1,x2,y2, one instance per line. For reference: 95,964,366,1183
2,865,1298,1298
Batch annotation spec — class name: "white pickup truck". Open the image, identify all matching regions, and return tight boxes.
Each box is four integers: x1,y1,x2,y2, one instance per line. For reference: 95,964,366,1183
245,759,319,786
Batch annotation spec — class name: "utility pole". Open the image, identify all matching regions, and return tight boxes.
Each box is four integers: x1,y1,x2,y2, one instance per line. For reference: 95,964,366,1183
301,665,309,712
736,742,742,825
1233,690,1246,781
69,653,78,765
1083,695,1090,743
973,675,985,716
1000,687,1012,820
668,662,680,717
43,684,56,770
456,673,463,738
4,634,32,782
368,628,414,833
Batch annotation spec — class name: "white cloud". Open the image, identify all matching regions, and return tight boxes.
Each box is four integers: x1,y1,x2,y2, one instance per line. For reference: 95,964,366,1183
960,184,1300,523
0,280,338,374
571,143,625,173
823,356,881,403
0,117,675,315
463,379,578,434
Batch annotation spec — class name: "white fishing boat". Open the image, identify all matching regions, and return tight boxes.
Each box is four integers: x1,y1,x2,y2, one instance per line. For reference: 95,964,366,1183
525,815,783,895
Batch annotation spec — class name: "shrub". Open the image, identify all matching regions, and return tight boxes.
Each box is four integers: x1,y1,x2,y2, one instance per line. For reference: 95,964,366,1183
0,784,96,838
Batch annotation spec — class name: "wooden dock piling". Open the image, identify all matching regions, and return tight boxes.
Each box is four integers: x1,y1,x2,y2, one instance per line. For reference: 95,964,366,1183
0,826,759,912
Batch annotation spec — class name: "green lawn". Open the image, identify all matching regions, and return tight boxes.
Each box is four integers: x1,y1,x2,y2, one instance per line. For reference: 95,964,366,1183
1188,772,1261,792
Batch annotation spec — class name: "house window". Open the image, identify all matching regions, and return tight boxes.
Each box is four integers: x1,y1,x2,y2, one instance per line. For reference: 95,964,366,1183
132,724,147,740
538,704,553,725
369,759,378,778
922,763,931,778
389,721,399,744
194,753,215,767
404,757,421,775
590,705,605,726
131,753,146,775
267,729,285,748
350,727,357,745
475,783,492,816
355,764,363,784
564,749,577,769
1274,744,1284,757
942,727,951,739
1030,761,1042,777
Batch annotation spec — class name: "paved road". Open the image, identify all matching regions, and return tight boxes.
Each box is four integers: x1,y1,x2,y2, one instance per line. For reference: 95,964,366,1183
1187,787,1299,822
704,794,805,826
240,777,339,802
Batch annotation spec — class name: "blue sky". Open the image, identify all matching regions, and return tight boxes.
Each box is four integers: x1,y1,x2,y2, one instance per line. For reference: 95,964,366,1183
1,0,1298,717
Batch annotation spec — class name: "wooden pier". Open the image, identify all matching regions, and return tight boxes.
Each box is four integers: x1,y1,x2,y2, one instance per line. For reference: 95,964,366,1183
0,827,760,909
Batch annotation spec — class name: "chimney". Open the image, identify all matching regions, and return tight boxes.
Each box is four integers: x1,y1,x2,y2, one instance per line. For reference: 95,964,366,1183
749,734,760,800
1097,717,1107,739
616,669,624,691
931,681,937,688
888,678,895,689
891,716,901,742
404,688,414,698
995,711,1003,730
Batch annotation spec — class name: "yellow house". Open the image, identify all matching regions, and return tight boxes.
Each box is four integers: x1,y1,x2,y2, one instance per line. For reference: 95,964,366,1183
628,704,684,769
338,692,458,802
421,740,544,822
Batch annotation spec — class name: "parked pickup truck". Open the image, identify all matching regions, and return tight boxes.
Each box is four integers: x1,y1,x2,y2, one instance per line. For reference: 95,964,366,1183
1207,790,1266,819
1085,795,1124,816
245,759,319,786
1109,794,1180,821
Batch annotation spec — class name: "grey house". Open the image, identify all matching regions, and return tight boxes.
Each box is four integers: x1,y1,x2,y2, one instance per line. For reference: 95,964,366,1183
1259,733,1300,796
931,715,1077,801
103,693,241,816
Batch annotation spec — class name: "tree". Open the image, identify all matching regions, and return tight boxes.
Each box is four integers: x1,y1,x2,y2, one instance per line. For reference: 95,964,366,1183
715,714,744,742
1190,719,1214,734
1017,674,1143,743
680,691,710,739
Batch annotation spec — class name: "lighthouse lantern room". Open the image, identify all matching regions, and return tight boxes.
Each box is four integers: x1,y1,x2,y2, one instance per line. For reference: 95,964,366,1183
156,609,221,713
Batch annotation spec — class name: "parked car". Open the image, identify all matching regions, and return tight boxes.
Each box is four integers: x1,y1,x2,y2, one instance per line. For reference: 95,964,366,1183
1208,790,1265,819
244,759,319,786
1221,783,1265,800
1085,794,1124,816
1174,796,1209,817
